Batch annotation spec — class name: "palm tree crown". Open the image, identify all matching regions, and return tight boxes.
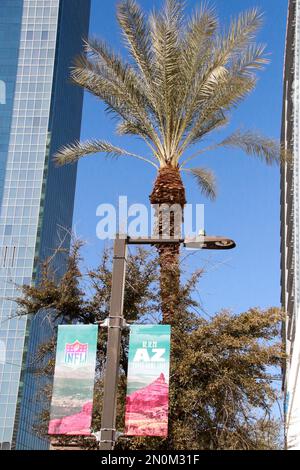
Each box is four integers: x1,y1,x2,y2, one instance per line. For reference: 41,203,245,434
55,0,283,200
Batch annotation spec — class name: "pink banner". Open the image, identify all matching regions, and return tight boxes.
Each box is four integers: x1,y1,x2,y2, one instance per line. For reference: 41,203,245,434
48,325,97,435
125,325,171,437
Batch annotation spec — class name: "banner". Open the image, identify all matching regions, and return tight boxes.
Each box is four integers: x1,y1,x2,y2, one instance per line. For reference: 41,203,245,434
125,325,171,437
48,324,98,435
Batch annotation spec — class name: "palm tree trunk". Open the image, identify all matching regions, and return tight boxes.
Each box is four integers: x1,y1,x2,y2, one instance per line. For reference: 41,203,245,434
150,166,186,324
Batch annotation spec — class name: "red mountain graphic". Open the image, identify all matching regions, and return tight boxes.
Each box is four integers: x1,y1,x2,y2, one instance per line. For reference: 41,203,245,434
125,373,169,436
48,402,93,436
126,373,169,411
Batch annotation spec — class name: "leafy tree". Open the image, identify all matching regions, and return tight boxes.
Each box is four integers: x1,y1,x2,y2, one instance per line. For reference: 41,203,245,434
53,0,288,323
14,243,284,450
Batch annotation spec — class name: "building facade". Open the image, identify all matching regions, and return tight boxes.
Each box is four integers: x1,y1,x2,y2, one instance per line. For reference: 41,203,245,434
281,0,300,451
0,0,91,450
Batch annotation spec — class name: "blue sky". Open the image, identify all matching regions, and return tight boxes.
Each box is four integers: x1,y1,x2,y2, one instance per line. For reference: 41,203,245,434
73,0,288,317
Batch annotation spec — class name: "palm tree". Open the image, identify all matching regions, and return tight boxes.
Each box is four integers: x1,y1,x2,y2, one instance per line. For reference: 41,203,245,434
55,0,285,324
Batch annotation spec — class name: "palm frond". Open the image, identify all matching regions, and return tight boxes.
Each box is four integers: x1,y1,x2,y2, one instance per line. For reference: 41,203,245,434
58,1,273,172
72,54,146,122
193,65,230,103
164,0,186,28
179,113,228,156
206,74,256,113
197,8,263,94
191,9,262,99
219,130,281,165
184,43,264,123
117,0,153,82
82,36,160,130
221,8,264,57
83,36,146,99
116,120,160,158
149,1,186,159
231,43,269,78
178,74,255,155
170,5,217,150
150,1,184,92
117,120,148,137
173,8,265,152
54,139,158,169
71,54,165,158
183,3,218,61
116,0,170,137
184,167,217,200
71,55,141,120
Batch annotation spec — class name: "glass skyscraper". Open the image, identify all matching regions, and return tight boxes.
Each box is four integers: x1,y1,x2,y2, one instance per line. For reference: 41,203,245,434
0,0,91,450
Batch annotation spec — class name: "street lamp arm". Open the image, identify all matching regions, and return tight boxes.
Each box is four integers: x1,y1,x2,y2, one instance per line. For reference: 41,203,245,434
127,235,236,250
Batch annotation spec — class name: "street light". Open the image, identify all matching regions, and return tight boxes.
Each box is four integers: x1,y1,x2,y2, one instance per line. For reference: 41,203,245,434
183,235,236,250
98,233,236,450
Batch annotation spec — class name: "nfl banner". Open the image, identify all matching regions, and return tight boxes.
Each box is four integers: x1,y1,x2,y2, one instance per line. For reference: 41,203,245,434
125,325,171,437
48,324,98,435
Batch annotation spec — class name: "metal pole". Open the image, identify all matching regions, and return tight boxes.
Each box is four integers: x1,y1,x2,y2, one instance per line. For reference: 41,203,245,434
98,233,235,449
99,236,127,450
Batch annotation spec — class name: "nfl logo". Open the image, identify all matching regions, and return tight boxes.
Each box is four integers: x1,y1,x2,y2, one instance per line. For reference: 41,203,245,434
64,340,88,365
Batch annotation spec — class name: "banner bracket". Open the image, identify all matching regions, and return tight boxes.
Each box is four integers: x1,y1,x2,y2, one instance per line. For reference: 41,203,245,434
93,429,124,447
99,316,130,329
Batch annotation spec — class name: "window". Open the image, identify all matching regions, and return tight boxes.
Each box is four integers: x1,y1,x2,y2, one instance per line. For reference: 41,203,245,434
41,31,48,40
26,31,33,40
4,225,12,236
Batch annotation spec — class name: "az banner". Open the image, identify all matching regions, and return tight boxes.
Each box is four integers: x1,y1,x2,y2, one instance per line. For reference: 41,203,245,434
125,325,171,437
48,324,98,435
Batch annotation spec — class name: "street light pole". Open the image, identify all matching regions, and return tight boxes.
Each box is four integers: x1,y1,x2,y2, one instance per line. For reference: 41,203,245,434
99,236,127,450
98,233,235,450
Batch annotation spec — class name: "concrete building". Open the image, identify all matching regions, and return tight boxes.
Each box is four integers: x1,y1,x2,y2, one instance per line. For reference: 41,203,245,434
281,0,300,451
